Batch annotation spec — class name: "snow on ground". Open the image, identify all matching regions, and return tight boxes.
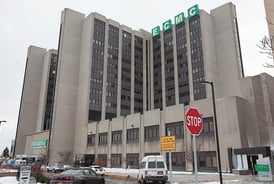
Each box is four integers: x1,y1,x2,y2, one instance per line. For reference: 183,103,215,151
0,176,17,184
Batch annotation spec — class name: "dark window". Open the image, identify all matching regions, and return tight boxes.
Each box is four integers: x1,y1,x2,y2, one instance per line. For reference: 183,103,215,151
127,128,139,143
153,36,162,110
164,29,175,107
87,134,96,146
111,154,122,168
197,151,217,172
112,130,122,144
144,125,159,141
189,15,206,100
43,53,58,130
148,162,156,168
200,117,214,136
157,162,165,168
97,154,107,167
98,132,108,145
166,152,185,171
89,19,105,121
126,153,139,169
165,122,184,138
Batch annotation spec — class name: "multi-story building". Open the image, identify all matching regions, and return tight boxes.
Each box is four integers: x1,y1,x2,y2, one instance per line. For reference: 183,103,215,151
14,2,274,173
264,0,274,37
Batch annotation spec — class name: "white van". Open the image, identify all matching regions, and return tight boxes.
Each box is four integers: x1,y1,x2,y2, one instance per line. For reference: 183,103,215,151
14,159,26,166
137,155,168,184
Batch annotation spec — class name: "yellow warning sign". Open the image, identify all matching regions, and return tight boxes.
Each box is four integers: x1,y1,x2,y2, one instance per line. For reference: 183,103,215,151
161,136,176,151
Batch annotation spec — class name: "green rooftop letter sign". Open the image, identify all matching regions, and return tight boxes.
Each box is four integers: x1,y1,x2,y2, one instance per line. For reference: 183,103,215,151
188,4,199,19
152,26,160,37
175,12,185,26
163,19,172,32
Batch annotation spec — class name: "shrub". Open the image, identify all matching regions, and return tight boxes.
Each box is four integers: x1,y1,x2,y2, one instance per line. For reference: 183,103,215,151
36,172,50,184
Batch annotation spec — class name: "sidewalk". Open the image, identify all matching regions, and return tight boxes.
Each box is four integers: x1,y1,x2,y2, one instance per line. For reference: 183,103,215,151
104,168,259,183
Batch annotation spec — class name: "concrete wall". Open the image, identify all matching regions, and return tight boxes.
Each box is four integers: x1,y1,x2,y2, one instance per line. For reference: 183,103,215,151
15,46,46,156
210,3,244,98
25,131,49,156
50,9,85,163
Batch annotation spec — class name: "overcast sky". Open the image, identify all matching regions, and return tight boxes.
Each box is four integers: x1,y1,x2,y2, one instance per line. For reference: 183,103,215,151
0,0,273,155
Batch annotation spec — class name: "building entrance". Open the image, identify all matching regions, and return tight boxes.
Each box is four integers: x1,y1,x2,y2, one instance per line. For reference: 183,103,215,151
247,155,258,175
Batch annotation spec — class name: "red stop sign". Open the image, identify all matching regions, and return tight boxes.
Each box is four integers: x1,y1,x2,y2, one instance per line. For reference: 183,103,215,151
185,108,203,135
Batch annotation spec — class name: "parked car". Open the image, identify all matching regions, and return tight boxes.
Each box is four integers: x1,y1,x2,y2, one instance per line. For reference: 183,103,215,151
137,155,168,184
50,168,105,184
47,163,64,173
89,165,105,176
63,164,73,170
14,159,26,166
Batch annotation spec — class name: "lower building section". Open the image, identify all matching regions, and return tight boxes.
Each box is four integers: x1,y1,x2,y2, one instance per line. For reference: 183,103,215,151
22,94,274,173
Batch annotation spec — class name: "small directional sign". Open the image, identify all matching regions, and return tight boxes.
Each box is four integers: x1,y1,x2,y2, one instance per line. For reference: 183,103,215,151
255,164,270,172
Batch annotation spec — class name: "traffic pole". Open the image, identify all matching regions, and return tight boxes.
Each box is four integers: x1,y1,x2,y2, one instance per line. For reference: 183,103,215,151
168,130,173,184
193,135,198,184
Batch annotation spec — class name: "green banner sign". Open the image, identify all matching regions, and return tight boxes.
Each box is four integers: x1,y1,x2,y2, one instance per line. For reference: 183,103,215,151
255,164,270,172
32,139,48,148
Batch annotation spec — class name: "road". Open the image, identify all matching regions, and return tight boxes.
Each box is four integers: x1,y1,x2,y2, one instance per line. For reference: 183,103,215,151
106,178,136,184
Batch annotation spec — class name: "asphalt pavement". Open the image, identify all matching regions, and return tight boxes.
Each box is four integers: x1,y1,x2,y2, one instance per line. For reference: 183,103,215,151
105,171,266,184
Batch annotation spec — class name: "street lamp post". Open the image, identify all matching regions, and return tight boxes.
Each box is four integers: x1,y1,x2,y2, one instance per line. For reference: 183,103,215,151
200,81,223,184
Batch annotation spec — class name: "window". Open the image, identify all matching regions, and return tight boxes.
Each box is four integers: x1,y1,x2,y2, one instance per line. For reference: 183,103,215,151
200,117,214,135
148,162,156,168
157,162,165,168
127,128,139,143
111,154,122,168
198,151,217,171
87,134,95,146
112,130,122,144
126,153,139,169
98,154,107,167
144,125,159,141
166,152,185,171
98,132,108,145
165,122,184,138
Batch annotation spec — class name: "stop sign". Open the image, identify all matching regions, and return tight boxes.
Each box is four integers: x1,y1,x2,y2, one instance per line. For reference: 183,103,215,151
185,108,203,135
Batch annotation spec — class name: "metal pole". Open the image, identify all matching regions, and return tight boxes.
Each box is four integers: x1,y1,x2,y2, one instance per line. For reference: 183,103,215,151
209,82,223,184
168,130,173,184
193,135,198,184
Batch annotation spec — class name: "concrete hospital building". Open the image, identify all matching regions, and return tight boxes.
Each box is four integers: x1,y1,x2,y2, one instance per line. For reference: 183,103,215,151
14,2,274,173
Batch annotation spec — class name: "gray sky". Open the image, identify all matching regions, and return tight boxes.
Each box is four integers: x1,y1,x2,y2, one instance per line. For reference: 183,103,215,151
0,0,273,154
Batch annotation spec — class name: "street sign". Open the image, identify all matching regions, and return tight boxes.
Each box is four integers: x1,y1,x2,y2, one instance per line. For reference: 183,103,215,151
161,136,176,151
256,157,273,181
19,166,31,184
255,164,269,172
185,108,203,135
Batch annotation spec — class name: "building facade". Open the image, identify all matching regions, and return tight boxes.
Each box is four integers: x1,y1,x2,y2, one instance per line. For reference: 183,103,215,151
264,0,274,37
15,2,274,173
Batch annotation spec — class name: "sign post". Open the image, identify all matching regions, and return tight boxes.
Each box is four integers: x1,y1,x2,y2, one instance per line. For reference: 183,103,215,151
161,133,176,184
186,108,203,184
19,165,31,184
255,157,273,181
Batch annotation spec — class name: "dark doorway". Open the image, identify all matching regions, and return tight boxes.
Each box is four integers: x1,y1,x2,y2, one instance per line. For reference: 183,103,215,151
247,155,258,175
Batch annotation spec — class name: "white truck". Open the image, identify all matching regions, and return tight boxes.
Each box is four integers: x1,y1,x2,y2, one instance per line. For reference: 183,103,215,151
137,155,168,184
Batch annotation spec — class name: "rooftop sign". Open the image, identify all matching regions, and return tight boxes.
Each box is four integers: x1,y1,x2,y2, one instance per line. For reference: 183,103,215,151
152,4,199,37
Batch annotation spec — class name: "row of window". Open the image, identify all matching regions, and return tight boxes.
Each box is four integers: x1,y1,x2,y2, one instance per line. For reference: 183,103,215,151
87,118,214,146
78,151,216,171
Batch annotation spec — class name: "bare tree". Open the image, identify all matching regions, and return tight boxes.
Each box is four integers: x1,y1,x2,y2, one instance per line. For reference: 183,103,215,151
257,35,274,68
58,150,74,165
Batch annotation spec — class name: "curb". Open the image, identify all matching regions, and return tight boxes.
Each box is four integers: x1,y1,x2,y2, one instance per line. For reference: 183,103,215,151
105,173,137,181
